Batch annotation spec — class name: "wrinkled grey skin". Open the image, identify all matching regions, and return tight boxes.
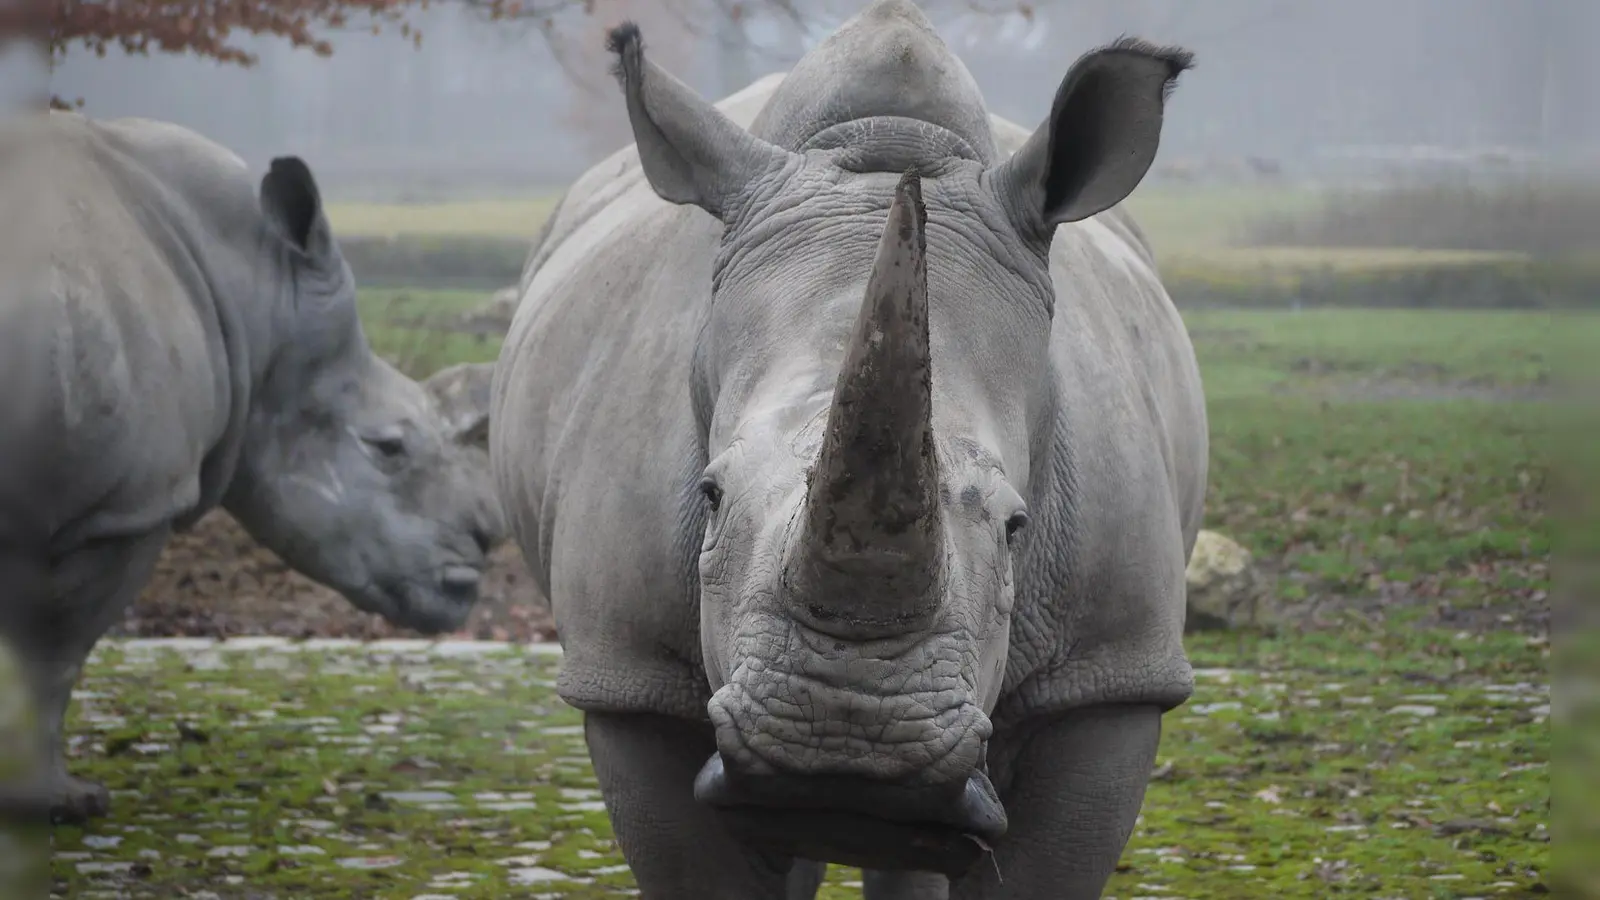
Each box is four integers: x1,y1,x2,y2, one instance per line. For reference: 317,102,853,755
492,2,1207,897
0,112,504,825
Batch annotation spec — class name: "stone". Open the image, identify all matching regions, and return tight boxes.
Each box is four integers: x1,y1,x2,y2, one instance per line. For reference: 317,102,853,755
476,286,522,326
1185,530,1279,632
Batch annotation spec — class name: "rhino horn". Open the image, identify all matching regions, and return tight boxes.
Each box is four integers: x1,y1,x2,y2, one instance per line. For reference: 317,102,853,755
794,170,944,634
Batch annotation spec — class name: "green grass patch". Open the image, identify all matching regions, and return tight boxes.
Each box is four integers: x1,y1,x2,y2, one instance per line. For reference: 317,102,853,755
1185,308,1560,391
1183,308,1563,622
44,629,1549,898
359,289,504,379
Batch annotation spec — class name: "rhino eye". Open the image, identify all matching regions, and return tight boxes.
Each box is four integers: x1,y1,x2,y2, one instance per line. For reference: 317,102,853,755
362,432,407,459
1005,511,1029,541
699,477,723,512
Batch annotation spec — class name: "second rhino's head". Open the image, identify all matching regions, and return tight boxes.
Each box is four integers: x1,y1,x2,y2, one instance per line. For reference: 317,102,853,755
221,157,506,635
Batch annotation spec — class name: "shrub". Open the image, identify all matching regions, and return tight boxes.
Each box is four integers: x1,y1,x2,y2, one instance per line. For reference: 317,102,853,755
1243,175,1600,258
1164,256,1597,311
341,235,529,290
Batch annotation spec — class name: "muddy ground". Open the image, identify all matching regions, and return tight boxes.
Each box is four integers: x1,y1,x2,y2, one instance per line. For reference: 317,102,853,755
115,512,557,643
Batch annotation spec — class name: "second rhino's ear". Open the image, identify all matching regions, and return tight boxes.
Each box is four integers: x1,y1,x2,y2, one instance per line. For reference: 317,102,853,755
260,156,337,264
423,361,494,448
606,22,798,220
989,37,1193,240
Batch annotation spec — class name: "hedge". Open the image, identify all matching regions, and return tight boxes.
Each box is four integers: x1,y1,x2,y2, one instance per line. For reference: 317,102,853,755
341,234,1598,311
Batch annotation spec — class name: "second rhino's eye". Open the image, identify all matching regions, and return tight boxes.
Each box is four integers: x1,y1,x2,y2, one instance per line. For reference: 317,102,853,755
699,477,723,512
361,429,407,459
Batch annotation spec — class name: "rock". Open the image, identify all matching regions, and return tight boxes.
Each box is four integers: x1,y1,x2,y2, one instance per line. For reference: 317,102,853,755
483,285,521,323
1185,530,1278,632
452,286,522,337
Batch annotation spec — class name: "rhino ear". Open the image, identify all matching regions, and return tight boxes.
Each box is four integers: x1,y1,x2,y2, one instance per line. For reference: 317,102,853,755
990,37,1193,238
606,22,797,220
260,156,337,263
423,361,494,448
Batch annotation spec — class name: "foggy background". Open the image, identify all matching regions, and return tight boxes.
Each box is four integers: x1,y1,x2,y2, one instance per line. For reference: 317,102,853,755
46,0,1600,199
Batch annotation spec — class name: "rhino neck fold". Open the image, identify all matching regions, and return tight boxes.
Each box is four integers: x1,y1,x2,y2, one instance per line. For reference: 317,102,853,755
787,171,945,638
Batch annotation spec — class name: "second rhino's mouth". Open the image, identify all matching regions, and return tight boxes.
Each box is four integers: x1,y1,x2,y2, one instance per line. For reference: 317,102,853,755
692,752,1007,877
352,570,481,636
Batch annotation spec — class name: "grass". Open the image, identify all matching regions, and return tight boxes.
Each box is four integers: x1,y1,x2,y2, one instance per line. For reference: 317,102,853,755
27,301,1569,897
1185,308,1565,624
357,289,505,377
34,630,1548,898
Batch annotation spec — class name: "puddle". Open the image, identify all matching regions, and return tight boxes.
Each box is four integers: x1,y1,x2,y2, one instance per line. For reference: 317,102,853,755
509,866,572,884
337,856,406,870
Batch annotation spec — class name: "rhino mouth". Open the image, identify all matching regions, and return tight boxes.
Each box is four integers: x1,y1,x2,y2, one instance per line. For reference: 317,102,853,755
692,752,1006,877
356,574,477,636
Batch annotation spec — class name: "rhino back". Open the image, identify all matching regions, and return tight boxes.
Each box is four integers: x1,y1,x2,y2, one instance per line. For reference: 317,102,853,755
0,115,240,551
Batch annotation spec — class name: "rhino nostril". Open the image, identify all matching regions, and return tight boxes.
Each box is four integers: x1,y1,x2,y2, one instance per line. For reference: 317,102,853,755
440,565,482,598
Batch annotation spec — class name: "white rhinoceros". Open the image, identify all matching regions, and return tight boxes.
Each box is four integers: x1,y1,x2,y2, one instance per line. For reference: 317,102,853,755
0,111,503,824
491,2,1209,897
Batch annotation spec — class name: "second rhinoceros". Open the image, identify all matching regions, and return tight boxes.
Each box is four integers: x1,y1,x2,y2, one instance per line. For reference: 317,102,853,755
491,2,1209,897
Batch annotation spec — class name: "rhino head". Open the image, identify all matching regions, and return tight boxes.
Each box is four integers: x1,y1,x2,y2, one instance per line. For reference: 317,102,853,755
219,158,505,636
607,1,1189,874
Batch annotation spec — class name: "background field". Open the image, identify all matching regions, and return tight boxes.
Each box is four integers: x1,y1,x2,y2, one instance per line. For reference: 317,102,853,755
54,177,1579,897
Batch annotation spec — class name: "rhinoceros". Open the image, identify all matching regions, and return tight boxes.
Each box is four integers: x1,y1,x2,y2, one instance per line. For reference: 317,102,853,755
0,111,504,824
490,2,1208,897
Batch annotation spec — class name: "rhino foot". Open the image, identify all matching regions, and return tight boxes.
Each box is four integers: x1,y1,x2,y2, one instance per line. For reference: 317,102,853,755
0,773,111,826
49,774,111,825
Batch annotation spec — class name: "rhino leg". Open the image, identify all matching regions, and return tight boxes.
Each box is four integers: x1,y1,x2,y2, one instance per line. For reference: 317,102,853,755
0,530,169,825
584,710,811,900
786,858,827,899
863,869,949,899
949,705,1163,900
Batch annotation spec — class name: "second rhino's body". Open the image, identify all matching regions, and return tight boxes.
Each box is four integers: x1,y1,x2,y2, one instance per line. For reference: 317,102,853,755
0,111,503,825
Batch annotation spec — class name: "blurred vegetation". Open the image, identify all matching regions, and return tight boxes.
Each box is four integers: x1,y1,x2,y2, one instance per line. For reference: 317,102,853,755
331,184,1600,309
1243,176,1600,259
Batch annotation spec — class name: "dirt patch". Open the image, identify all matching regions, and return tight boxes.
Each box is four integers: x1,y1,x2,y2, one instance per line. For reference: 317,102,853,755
1277,374,1557,404
1279,574,1552,637
113,512,555,643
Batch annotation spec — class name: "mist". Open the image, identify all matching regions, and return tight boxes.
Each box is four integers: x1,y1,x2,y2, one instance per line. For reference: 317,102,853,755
46,0,1599,199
